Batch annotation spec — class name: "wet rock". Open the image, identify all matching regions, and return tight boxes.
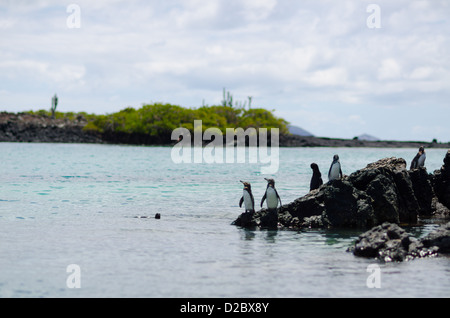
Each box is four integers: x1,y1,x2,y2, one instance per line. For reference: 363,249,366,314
321,180,375,228
232,154,450,230
420,222,450,253
300,215,327,229
409,167,434,216
350,222,450,262
348,157,419,225
391,170,420,223
259,209,278,229
432,197,450,219
431,150,450,210
351,223,411,261
232,209,278,229
231,212,257,228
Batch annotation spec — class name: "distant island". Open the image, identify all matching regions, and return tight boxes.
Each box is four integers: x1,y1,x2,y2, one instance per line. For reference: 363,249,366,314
287,124,314,137
355,134,380,141
1,104,449,148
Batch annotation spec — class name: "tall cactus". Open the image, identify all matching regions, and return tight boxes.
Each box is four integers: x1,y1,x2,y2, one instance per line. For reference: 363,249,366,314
221,88,252,109
222,88,234,107
51,94,58,119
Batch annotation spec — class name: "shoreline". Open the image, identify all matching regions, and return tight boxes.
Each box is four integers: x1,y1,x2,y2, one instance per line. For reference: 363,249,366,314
1,111,450,148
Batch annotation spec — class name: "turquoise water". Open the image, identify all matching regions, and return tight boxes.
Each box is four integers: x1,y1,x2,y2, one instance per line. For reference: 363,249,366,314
0,143,449,297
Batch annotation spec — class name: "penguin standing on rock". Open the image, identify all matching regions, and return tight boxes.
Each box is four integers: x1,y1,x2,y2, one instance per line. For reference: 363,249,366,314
239,181,255,214
260,178,281,229
410,146,426,170
261,178,282,210
328,154,343,182
310,163,323,191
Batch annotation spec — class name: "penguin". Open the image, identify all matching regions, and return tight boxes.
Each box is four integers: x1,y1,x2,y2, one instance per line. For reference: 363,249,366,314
410,146,426,170
328,154,343,181
260,178,282,210
239,181,255,214
310,163,323,191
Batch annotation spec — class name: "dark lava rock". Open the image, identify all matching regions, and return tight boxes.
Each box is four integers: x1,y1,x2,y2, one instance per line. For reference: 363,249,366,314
420,222,450,253
431,150,450,211
351,223,418,262
409,167,434,216
0,112,102,143
350,222,450,262
232,209,278,229
233,153,450,230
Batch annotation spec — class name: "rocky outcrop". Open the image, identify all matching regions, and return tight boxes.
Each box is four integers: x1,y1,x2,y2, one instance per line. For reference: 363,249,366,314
233,151,450,230
350,222,450,262
420,222,450,253
0,112,101,143
431,150,450,212
279,134,450,148
3,112,450,148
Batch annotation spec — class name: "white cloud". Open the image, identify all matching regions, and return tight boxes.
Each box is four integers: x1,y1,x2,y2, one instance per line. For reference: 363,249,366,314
409,67,433,80
377,58,402,81
171,0,220,28
348,114,366,126
305,67,348,87
0,0,449,141
241,0,277,21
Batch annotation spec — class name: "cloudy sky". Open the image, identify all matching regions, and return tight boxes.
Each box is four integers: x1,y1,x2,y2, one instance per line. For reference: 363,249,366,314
1,0,449,141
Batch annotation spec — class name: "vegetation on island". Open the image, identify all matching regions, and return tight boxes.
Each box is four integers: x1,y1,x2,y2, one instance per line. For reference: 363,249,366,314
26,89,290,138
81,103,290,136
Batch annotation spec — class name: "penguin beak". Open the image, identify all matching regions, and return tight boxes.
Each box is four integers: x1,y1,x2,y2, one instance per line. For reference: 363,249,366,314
264,178,269,181
240,180,244,184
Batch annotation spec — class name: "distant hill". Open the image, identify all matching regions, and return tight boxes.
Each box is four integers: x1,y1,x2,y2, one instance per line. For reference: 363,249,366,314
357,134,380,141
288,125,314,137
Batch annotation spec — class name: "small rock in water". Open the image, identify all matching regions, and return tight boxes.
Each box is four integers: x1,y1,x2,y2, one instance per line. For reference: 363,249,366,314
155,213,161,219
350,222,450,262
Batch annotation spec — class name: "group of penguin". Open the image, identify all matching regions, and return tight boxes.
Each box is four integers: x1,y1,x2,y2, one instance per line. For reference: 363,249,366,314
239,147,427,215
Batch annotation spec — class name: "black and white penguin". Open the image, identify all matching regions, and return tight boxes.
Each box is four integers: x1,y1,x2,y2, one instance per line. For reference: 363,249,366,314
410,146,426,170
260,178,282,210
310,163,323,191
239,180,255,214
328,154,343,181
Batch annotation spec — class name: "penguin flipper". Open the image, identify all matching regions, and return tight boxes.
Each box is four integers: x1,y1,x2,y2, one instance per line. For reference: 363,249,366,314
418,153,426,167
239,196,244,208
410,154,420,169
251,195,255,211
275,189,282,207
260,193,266,208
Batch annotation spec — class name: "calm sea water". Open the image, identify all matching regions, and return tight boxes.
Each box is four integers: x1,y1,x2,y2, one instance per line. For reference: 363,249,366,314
0,143,449,298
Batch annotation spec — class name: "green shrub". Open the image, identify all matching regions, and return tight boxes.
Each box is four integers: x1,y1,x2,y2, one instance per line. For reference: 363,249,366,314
30,103,290,137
